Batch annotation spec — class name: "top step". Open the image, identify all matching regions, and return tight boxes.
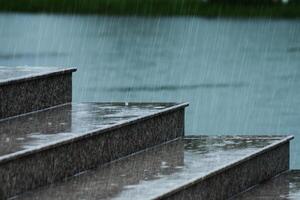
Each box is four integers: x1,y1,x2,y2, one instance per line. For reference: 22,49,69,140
0,66,76,119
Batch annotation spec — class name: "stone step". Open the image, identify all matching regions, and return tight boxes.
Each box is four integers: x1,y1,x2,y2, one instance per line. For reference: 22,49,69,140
10,135,293,200
232,170,300,199
0,66,76,119
0,102,188,199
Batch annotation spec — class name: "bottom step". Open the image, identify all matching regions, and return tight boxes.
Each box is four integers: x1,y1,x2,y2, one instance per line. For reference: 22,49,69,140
11,135,293,200
232,170,300,199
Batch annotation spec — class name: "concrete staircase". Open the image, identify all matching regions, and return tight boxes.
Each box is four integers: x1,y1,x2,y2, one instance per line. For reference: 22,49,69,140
0,66,294,200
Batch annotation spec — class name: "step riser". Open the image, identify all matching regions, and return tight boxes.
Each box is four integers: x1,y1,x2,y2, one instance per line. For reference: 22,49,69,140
0,109,184,199
0,73,72,119
158,142,290,200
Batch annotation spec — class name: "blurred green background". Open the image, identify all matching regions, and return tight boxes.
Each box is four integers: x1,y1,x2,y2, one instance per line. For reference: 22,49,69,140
0,0,299,17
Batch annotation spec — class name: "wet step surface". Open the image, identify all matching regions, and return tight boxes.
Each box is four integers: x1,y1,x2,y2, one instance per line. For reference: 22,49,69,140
0,102,184,161
11,136,292,200
0,66,75,86
0,102,187,199
233,170,300,200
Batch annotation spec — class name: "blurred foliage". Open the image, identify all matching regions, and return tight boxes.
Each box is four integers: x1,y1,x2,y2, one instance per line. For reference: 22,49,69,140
0,0,299,17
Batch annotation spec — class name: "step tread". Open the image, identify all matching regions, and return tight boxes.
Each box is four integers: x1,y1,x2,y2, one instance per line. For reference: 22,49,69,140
232,170,300,199
0,66,76,86
0,102,187,163
11,135,292,200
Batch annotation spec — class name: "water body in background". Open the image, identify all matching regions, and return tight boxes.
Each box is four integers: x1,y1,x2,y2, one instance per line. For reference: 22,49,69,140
0,13,299,167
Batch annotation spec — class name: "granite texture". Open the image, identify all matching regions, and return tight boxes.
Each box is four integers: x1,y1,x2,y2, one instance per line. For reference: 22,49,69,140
0,102,186,159
232,170,300,199
0,103,186,199
0,67,76,119
10,136,292,200
159,139,291,200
